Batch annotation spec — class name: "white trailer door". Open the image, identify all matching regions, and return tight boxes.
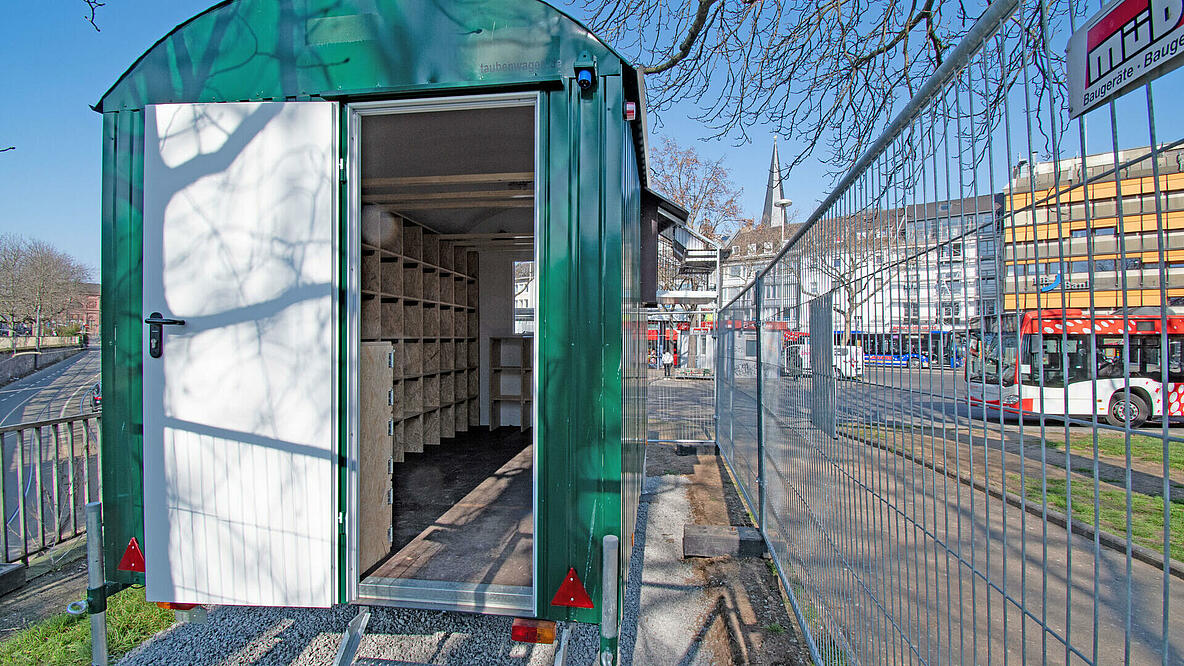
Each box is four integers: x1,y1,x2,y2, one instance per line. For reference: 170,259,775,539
142,102,338,607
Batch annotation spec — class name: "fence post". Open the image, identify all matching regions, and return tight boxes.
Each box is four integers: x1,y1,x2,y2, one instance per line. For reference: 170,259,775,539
85,502,108,666
754,275,765,532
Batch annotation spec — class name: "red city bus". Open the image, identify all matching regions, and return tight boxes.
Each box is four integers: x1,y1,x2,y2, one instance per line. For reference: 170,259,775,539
966,308,1184,427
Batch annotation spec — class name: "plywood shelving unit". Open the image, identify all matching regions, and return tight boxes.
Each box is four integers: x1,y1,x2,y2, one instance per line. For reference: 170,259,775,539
358,206,482,573
490,335,533,431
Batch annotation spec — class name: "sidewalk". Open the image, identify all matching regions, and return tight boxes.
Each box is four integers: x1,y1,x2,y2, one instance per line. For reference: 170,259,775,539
622,444,811,665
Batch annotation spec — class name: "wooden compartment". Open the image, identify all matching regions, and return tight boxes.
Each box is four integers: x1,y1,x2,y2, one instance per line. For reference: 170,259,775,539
423,341,439,374
440,341,455,371
423,304,439,338
441,372,454,405
404,302,422,335
424,375,440,410
381,300,403,338
402,414,424,454
468,340,479,367
403,341,422,378
422,233,439,266
468,398,480,427
403,265,422,300
424,409,440,446
402,223,422,260
422,270,438,302
467,251,479,278
453,340,466,369
438,275,453,304
362,252,381,294
361,297,381,340
468,368,479,398
440,404,455,439
439,240,454,272
454,246,469,275
381,258,402,295
405,377,424,415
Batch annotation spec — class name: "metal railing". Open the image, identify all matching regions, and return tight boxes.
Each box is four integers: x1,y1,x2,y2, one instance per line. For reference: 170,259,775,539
1,413,101,564
717,0,1183,663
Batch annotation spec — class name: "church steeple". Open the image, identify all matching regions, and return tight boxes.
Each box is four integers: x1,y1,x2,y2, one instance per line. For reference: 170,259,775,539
760,139,787,228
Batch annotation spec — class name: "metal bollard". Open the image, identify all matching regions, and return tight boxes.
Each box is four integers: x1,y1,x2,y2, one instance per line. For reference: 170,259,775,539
599,535,619,666
85,502,108,666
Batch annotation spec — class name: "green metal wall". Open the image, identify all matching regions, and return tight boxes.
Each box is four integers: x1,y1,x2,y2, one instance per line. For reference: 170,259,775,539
99,0,648,621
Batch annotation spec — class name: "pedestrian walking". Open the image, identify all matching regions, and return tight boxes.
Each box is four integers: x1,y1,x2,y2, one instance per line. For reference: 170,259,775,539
662,349,674,377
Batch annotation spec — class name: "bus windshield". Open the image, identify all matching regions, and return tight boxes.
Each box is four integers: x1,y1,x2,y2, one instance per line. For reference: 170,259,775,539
967,332,1019,386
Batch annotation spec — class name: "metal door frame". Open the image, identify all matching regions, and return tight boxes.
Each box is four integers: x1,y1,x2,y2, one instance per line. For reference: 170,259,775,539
343,92,541,615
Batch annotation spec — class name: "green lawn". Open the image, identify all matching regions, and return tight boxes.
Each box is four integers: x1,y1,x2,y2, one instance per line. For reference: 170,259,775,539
0,587,174,665
1022,476,1184,563
1045,432,1184,472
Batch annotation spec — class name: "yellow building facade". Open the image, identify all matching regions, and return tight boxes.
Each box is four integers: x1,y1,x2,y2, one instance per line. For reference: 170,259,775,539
1003,146,1184,311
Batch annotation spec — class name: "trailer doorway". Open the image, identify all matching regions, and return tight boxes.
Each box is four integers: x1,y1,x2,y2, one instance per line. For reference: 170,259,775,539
347,94,538,615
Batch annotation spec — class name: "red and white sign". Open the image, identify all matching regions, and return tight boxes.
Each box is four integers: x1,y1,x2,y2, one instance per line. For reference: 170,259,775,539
1067,0,1184,117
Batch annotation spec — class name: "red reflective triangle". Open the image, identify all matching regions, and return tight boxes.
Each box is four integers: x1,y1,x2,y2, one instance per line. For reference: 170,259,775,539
550,567,594,609
117,537,146,573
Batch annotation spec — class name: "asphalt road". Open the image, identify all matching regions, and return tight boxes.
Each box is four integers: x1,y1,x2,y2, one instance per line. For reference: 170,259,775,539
1,348,101,561
0,347,100,426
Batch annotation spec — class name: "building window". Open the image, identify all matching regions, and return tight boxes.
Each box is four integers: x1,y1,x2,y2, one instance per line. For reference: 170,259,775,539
1093,226,1116,236
1071,228,1088,238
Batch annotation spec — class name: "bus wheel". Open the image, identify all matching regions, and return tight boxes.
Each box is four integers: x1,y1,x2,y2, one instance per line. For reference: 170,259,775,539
1107,392,1149,428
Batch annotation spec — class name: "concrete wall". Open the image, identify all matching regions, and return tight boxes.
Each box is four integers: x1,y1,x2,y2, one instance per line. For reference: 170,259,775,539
0,337,79,352
0,347,84,387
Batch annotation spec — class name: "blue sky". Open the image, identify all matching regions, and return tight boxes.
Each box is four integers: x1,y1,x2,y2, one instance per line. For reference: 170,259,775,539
3,2,1178,277
0,1,801,277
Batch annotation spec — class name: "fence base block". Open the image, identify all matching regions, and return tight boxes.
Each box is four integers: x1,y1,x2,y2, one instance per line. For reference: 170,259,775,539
0,562,27,597
682,525,767,559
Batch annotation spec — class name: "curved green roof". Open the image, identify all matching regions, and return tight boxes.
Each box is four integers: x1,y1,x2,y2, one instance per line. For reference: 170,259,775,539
96,0,631,112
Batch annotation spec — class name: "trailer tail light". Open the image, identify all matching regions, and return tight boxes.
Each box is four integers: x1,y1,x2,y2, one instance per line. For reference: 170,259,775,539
510,618,556,644
156,602,199,611
624,102,637,121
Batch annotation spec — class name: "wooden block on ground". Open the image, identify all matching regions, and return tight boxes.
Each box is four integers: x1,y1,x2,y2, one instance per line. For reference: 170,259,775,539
682,524,767,559
0,562,26,597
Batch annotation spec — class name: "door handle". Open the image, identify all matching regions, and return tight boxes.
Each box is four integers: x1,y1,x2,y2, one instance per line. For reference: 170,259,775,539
145,312,185,359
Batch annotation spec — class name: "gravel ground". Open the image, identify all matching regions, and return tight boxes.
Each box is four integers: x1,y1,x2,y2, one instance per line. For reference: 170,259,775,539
120,605,601,665
120,445,806,666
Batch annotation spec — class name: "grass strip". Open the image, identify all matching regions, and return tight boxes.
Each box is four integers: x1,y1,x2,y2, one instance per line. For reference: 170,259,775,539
1047,432,1184,471
0,587,174,665
1019,476,1184,563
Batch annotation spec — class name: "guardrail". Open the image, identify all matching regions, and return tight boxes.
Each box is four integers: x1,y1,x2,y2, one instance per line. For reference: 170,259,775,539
1,413,101,564
716,0,1182,663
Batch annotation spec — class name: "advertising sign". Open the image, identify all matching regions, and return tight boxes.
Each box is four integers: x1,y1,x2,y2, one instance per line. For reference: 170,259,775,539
1067,0,1184,118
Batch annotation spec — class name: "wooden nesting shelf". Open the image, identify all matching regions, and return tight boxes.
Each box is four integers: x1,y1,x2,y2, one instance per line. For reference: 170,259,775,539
489,336,533,431
360,206,481,474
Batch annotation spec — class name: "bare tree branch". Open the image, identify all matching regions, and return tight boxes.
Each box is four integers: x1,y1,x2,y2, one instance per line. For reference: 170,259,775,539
0,147,13,153
572,0,1071,175
83,0,105,32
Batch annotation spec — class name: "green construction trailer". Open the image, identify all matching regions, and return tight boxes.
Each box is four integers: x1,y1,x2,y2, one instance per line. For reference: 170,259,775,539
96,0,685,658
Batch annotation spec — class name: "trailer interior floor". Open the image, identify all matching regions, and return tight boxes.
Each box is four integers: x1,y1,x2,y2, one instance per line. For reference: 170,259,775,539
368,426,533,587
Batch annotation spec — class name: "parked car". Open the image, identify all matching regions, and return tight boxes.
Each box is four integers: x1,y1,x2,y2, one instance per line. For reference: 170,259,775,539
90,382,102,411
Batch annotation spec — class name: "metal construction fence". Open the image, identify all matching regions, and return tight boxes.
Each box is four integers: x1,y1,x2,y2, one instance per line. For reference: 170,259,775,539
717,0,1183,663
1,414,101,564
